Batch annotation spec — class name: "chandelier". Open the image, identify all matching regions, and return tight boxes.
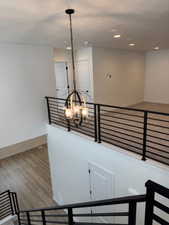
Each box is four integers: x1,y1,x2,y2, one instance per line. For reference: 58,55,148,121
64,9,88,126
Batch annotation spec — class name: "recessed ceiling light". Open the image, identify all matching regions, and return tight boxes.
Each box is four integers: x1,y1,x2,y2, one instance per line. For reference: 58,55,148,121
113,34,121,38
129,43,135,46
66,46,71,50
154,46,159,50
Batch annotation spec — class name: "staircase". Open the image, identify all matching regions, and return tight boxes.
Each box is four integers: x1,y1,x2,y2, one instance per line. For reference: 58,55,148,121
0,181,169,225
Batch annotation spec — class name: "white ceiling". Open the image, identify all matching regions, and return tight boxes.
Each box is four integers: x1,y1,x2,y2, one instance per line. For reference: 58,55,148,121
0,0,169,51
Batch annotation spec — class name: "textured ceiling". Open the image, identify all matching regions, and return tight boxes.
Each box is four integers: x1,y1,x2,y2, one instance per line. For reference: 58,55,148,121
0,0,169,51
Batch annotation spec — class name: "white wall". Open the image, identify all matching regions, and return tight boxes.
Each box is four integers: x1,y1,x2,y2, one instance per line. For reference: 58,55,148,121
47,125,169,224
53,47,94,102
144,49,169,104
0,44,56,148
92,47,145,106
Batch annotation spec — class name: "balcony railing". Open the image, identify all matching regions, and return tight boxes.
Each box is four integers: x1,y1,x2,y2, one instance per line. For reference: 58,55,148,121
45,97,169,167
17,180,169,225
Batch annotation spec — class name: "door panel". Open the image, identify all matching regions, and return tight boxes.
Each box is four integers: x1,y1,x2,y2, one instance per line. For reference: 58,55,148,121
54,62,69,98
76,60,93,101
88,162,115,223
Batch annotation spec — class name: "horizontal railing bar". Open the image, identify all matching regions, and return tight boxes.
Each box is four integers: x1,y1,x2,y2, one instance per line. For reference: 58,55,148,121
0,212,11,220
154,200,169,214
20,195,146,212
71,124,94,131
0,190,9,196
148,123,169,130
100,126,143,140
50,104,94,112
101,136,142,150
100,103,169,116
100,109,143,119
147,145,169,155
101,130,142,145
20,214,68,218
20,223,39,225
101,113,143,124
148,117,169,123
147,129,169,136
146,155,169,167
146,151,169,161
100,123,143,135
0,203,11,210
0,198,10,205
51,119,68,125
46,96,95,106
50,115,67,122
73,212,129,217
70,121,94,128
147,140,169,148
75,222,127,225
153,214,168,225
0,205,11,212
47,96,169,116
20,219,68,224
101,138,142,156
147,134,169,142
0,209,12,217
100,118,143,130
0,195,10,201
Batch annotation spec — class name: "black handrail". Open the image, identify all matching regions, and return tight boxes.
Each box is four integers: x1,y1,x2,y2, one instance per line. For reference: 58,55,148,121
45,96,169,167
20,194,146,213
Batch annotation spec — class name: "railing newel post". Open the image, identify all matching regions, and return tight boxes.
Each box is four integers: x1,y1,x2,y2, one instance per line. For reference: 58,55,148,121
41,210,46,225
45,96,51,125
98,104,101,143
68,208,74,225
94,104,98,142
17,212,21,225
144,182,155,225
8,191,14,215
142,111,148,161
67,120,71,132
26,212,31,225
128,201,137,225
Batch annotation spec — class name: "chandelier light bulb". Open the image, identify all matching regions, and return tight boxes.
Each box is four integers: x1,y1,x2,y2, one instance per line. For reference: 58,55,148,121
73,105,81,114
82,107,88,119
65,108,73,119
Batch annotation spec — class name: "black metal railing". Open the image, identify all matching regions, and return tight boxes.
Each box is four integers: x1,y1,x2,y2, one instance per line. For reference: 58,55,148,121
0,190,19,220
17,180,169,225
145,180,169,225
19,194,146,225
45,97,169,167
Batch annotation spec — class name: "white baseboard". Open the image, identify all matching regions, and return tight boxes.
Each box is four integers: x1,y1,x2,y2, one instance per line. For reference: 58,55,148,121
0,135,47,160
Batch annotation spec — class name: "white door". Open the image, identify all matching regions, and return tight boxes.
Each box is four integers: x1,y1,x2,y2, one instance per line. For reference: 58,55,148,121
76,60,93,102
88,163,115,223
54,62,69,98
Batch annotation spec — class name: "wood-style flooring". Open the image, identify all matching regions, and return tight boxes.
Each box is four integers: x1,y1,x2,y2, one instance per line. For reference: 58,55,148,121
0,145,56,210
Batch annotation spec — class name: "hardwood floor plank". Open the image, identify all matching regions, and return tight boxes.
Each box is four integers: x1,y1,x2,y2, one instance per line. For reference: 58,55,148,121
0,145,56,210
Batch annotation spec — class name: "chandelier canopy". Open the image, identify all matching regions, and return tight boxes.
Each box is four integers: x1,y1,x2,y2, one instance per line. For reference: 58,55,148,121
64,9,88,126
